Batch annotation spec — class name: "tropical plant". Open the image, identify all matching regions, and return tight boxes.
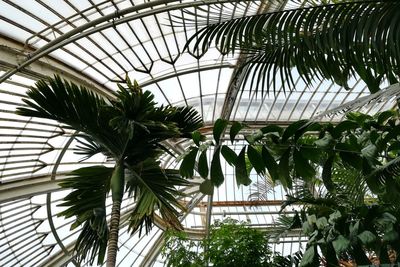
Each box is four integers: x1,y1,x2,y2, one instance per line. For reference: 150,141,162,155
162,218,299,267
16,75,203,266
269,163,400,266
162,230,203,267
184,0,400,95
183,110,400,195
180,109,400,265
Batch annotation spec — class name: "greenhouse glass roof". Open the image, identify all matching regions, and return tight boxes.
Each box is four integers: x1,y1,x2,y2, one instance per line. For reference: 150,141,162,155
0,1,398,266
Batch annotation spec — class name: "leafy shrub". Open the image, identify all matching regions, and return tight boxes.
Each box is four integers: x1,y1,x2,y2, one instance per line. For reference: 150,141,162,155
162,218,298,267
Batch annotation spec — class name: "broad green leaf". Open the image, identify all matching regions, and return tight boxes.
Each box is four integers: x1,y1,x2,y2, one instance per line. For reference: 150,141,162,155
282,120,309,142
179,147,198,178
210,147,224,186
279,148,292,189
332,120,359,138
221,145,237,166
316,217,328,229
346,112,372,126
262,146,279,181
361,144,378,160
235,147,252,186
300,246,316,267
300,146,322,164
332,235,350,253
328,210,342,223
192,131,202,146
307,214,317,225
322,155,335,192
388,141,400,152
382,212,397,223
230,121,244,143
245,129,264,144
357,230,376,244
383,230,399,242
294,148,316,181
338,143,362,170
377,110,395,125
349,221,360,239
260,125,283,135
247,145,265,175
302,221,313,234
385,125,400,141
198,150,209,178
314,132,334,148
295,122,322,141
213,118,228,144
199,179,214,195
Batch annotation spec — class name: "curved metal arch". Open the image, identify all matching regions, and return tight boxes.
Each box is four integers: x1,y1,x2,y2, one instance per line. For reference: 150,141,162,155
0,0,256,85
46,132,79,266
140,63,234,87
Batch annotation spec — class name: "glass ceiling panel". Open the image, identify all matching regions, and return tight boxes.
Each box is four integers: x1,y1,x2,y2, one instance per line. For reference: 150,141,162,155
0,0,399,266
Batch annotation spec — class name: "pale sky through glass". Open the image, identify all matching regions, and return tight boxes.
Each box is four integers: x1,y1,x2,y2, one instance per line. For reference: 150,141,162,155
0,1,397,266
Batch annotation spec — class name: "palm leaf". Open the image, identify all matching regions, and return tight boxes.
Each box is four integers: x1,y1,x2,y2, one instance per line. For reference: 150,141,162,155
248,175,275,202
16,75,126,157
162,106,203,136
74,221,108,265
74,134,112,161
126,159,189,234
184,1,400,94
312,83,400,120
366,156,400,195
58,166,112,265
328,163,369,206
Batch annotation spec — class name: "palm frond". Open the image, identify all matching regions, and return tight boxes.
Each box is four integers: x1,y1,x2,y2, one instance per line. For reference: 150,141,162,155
366,156,400,196
17,75,107,130
58,166,112,265
312,83,400,121
16,75,126,157
329,163,369,206
126,159,189,234
272,250,303,267
162,106,203,136
248,175,275,202
74,134,111,161
74,221,108,266
268,212,303,242
184,1,400,94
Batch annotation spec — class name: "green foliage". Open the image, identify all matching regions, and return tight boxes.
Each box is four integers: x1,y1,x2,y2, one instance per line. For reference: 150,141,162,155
185,1,400,94
58,166,112,265
17,75,203,265
205,219,273,267
126,159,189,234
182,109,400,197
162,218,296,267
162,231,203,267
180,109,400,265
271,161,400,266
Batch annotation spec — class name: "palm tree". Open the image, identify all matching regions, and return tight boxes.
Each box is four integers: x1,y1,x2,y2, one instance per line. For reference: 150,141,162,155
184,0,400,95
16,75,203,266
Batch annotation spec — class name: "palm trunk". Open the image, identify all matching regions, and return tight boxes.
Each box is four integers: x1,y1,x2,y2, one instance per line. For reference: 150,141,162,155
107,199,122,267
107,162,124,267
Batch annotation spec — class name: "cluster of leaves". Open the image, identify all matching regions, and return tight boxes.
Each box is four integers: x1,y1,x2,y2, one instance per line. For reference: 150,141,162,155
17,75,203,265
161,218,301,267
274,170,400,266
299,206,399,266
180,109,400,265
179,119,253,194
181,110,400,196
184,0,400,94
